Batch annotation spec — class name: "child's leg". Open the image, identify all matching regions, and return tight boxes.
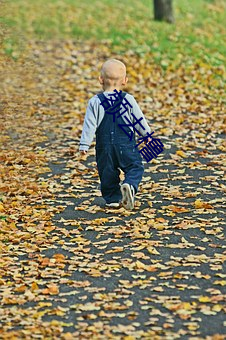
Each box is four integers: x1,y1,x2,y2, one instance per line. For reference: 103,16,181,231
117,144,144,193
96,146,122,203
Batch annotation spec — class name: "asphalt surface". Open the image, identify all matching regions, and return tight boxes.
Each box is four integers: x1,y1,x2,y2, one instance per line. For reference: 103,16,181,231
32,123,226,339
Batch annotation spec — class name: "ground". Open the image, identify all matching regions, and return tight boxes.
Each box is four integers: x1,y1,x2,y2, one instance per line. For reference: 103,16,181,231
0,1,225,339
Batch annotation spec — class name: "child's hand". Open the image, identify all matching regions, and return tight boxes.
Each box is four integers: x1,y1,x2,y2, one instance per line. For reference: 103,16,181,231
146,137,152,144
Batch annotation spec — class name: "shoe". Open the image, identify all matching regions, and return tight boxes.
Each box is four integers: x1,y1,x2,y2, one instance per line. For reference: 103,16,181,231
105,202,121,208
120,183,135,210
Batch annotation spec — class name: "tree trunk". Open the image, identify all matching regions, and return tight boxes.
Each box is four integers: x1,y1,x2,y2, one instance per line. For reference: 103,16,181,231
153,0,174,23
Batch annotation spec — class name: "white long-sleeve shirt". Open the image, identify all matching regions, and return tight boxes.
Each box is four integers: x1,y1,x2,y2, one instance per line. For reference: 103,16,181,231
79,91,151,151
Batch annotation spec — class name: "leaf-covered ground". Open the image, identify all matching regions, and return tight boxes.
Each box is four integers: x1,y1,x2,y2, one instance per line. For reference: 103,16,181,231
0,38,225,339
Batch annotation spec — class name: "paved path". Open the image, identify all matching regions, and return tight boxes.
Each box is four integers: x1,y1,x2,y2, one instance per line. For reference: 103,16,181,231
0,41,225,339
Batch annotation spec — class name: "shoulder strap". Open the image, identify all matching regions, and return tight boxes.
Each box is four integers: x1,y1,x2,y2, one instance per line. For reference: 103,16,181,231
96,92,106,104
97,92,127,111
96,92,127,125
96,93,105,126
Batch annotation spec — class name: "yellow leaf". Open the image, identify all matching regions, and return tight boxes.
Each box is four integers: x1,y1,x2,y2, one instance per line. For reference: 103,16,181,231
0,203,5,212
176,150,186,158
62,333,74,340
33,309,51,319
183,302,193,310
48,284,59,295
212,304,223,312
106,247,124,254
53,253,66,262
135,260,147,269
135,260,157,272
194,199,213,209
155,224,168,230
9,222,16,228
187,323,199,331
14,285,27,293
147,246,160,255
70,236,84,243
42,284,59,295
37,302,52,308
153,286,164,292
92,218,108,225
214,280,226,286
31,282,39,292
198,296,211,303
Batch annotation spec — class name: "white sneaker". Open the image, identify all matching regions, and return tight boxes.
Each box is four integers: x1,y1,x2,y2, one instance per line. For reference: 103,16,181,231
120,183,135,210
105,202,121,208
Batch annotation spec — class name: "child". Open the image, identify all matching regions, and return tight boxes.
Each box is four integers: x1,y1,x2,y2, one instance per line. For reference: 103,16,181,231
79,59,151,210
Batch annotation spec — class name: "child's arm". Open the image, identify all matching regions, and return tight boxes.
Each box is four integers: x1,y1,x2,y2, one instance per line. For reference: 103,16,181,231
129,95,151,137
79,98,98,153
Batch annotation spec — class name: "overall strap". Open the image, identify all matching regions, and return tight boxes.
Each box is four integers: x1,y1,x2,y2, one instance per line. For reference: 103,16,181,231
97,92,127,113
96,92,107,105
96,92,128,127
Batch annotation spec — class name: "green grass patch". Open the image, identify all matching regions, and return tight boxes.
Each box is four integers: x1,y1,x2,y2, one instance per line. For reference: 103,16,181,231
1,0,225,66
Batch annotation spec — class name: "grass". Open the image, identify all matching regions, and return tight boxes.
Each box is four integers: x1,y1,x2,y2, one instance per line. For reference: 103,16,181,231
1,0,225,66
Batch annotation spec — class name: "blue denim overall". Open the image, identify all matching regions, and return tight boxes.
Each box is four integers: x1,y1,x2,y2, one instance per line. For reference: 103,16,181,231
96,92,144,204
